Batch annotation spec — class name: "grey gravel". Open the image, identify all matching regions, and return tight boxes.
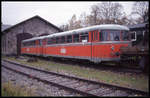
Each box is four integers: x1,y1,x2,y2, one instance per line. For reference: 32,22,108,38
2,67,81,96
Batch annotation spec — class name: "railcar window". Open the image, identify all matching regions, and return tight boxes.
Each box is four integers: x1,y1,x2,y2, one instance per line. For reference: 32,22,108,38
35,40,37,46
94,31,98,40
30,41,32,46
56,37,60,44
100,31,109,41
47,38,52,45
30,41,34,46
80,32,89,42
26,42,29,46
52,37,56,44
33,41,35,46
32,41,36,46
60,36,66,43
122,31,130,41
22,42,25,47
109,31,120,41
29,41,31,46
39,40,42,45
27,42,30,46
24,42,27,46
67,35,72,43
73,34,79,43
33,40,36,46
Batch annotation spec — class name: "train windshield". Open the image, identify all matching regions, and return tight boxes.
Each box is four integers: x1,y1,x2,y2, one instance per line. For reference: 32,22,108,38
109,30,120,41
122,30,130,41
100,30,121,41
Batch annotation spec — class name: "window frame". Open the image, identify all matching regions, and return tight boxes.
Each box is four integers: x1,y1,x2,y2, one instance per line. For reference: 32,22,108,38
73,34,80,43
80,32,89,42
99,30,122,41
66,35,73,43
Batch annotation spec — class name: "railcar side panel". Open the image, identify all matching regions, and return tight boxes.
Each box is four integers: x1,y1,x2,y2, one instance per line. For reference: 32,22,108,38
44,44,91,59
21,47,37,55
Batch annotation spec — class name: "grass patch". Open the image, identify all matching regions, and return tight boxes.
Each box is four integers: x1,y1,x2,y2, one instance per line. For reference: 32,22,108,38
2,56,149,92
2,81,35,96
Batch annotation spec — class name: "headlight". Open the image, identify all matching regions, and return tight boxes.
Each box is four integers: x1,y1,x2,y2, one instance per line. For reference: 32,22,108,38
111,46,114,50
115,52,120,56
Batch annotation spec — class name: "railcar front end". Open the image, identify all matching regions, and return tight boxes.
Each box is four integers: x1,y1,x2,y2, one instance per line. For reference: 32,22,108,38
90,29,131,63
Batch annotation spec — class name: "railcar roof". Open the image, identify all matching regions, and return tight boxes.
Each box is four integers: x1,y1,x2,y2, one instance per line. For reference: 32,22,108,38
22,24,129,42
46,24,129,38
22,35,48,42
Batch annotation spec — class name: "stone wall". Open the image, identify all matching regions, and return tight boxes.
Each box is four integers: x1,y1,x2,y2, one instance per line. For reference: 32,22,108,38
2,17,61,55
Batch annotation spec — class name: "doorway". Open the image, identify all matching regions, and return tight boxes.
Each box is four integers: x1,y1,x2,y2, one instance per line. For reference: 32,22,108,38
16,33,33,56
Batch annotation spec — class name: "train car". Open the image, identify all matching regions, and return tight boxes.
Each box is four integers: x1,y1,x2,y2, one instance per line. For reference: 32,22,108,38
21,35,47,56
21,24,131,63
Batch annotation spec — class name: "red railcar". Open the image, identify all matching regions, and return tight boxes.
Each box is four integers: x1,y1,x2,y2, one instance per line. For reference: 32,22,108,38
21,24,131,63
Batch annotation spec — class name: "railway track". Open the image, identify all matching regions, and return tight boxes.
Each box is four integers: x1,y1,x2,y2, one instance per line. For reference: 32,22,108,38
2,59,148,96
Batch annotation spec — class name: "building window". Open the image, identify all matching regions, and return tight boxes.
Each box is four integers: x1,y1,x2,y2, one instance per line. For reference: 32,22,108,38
130,31,136,41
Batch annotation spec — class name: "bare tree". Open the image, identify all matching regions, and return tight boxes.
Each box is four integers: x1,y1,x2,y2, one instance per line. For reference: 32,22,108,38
68,14,82,30
97,2,124,24
68,14,76,30
79,12,89,27
74,20,82,29
91,4,100,25
110,3,124,24
79,12,97,27
61,2,131,31
59,24,69,31
132,1,149,23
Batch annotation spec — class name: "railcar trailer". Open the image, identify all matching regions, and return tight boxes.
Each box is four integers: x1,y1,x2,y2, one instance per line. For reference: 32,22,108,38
21,24,131,63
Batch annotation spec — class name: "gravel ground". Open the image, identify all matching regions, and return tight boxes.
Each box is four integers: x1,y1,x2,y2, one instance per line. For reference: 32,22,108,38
2,67,81,96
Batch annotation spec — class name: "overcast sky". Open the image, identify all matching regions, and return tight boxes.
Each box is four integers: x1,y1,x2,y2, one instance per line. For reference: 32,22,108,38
2,1,136,27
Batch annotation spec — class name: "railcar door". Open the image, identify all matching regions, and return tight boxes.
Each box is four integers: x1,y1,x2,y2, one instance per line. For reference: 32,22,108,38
40,39,46,56
41,39,47,56
91,30,100,63
39,39,44,56
39,39,42,55
37,40,41,56
35,40,39,55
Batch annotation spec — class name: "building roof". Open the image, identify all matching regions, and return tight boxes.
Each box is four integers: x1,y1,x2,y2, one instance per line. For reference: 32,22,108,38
127,23,147,29
1,24,12,32
2,15,63,34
